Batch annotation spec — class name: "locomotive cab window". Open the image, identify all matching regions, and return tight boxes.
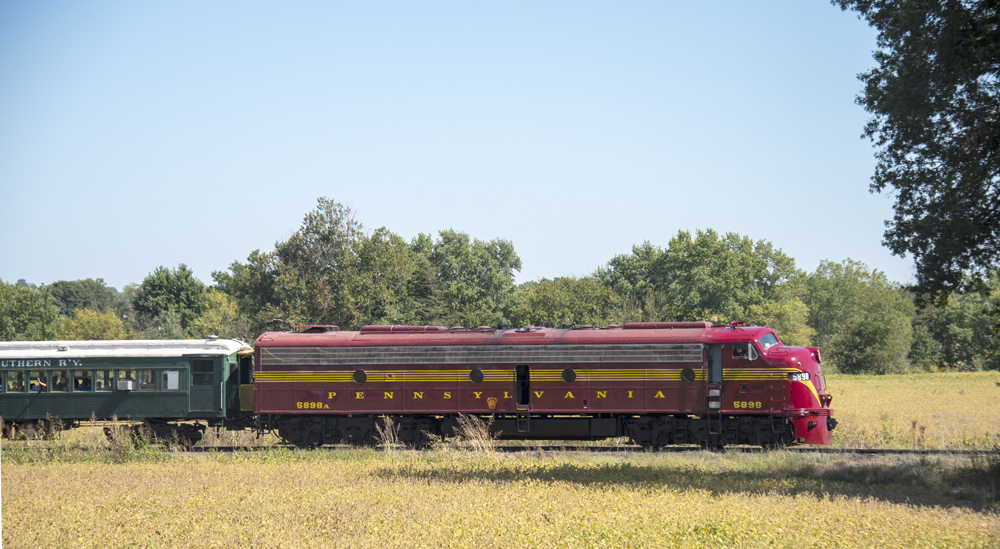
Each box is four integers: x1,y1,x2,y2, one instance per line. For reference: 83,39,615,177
74,371,93,391
192,360,214,386
759,333,779,350
732,344,749,360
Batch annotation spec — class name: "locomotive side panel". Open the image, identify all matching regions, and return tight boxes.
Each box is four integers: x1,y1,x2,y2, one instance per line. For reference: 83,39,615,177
584,364,646,412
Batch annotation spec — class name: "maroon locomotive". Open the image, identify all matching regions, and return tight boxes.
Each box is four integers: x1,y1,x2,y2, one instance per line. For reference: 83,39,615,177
253,321,835,449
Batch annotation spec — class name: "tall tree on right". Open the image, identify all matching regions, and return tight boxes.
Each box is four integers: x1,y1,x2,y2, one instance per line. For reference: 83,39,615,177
834,0,1000,302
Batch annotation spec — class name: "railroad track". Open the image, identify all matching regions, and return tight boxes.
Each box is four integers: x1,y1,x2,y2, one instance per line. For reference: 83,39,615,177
163,445,995,456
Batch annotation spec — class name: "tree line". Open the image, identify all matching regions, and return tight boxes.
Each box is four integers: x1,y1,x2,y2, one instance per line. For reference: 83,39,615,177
2,197,998,375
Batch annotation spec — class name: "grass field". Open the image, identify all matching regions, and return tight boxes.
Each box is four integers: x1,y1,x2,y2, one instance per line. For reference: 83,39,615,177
826,370,1000,449
2,371,999,548
2,450,998,548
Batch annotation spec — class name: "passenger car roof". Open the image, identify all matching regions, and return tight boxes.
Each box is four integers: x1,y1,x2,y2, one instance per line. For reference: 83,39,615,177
0,339,250,359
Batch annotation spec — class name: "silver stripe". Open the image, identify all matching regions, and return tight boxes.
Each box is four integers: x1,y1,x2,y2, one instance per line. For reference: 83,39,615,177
261,344,704,366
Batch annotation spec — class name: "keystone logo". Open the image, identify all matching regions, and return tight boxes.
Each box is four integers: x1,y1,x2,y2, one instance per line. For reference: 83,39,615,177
487,397,497,409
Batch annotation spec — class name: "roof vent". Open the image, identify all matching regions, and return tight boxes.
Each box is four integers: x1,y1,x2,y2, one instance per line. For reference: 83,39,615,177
293,325,340,333
208,335,219,341
623,322,713,330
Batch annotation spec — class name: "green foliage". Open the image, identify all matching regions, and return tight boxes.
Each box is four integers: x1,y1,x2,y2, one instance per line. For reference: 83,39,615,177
920,276,1000,371
595,241,666,303
213,250,281,335
351,228,416,325
392,234,446,326
830,305,913,375
834,0,1000,302
430,230,521,328
133,264,206,330
907,324,941,371
216,198,415,335
802,259,914,374
271,198,366,327
597,230,799,323
661,230,799,322
188,288,250,341
61,308,130,340
0,280,61,341
745,297,815,347
44,279,122,316
511,277,621,328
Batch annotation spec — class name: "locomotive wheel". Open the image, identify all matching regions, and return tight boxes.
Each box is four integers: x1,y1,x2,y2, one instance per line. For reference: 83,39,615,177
307,428,323,448
299,428,323,449
699,441,725,452
761,423,795,450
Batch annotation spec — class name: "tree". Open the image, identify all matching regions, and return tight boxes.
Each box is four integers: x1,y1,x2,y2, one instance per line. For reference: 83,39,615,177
920,277,1000,370
594,242,666,302
0,280,61,341
133,264,206,330
351,228,416,325
214,249,281,336
189,288,250,341
597,230,799,323
834,0,1000,302
512,277,622,328
745,297,816,347
62,308,130,340
430,230,522,328
45,279,121,315
393,234,447,326
802,259,914,373
215,198,415,335
271,198,365,326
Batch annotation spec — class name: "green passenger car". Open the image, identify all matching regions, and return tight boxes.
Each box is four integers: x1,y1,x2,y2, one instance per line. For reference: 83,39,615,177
0,338,254,440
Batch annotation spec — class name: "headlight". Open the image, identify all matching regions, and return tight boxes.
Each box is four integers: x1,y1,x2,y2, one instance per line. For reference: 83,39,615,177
788,372,810,382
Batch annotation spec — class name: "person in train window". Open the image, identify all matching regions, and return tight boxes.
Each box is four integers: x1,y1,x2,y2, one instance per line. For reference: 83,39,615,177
733,344,748,359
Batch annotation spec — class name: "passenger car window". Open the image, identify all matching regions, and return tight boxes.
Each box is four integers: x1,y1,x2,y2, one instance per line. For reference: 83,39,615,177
118,370,136,390
74,370,93,391
139,370,156,390
163,370,180,390
192,360,214,386
52,370,69,392
95,370,112,391
29,370,47,392
7,371,24,392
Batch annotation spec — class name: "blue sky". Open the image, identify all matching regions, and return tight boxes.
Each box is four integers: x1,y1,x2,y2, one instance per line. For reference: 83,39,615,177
0,2,908,291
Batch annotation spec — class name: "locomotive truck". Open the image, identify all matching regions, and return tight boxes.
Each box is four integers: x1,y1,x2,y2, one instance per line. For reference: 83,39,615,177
0,321,836,449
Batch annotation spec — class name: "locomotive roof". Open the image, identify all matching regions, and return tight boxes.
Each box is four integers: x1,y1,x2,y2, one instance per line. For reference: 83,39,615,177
0,339,251,359
256,323,776,348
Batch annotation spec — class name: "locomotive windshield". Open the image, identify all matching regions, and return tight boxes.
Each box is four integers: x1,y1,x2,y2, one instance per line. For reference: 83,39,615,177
759,333,779,350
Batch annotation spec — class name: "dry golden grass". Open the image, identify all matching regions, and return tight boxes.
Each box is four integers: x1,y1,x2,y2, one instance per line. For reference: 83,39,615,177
3,372,1000,547
2,450,998,548
827,371,1000,449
